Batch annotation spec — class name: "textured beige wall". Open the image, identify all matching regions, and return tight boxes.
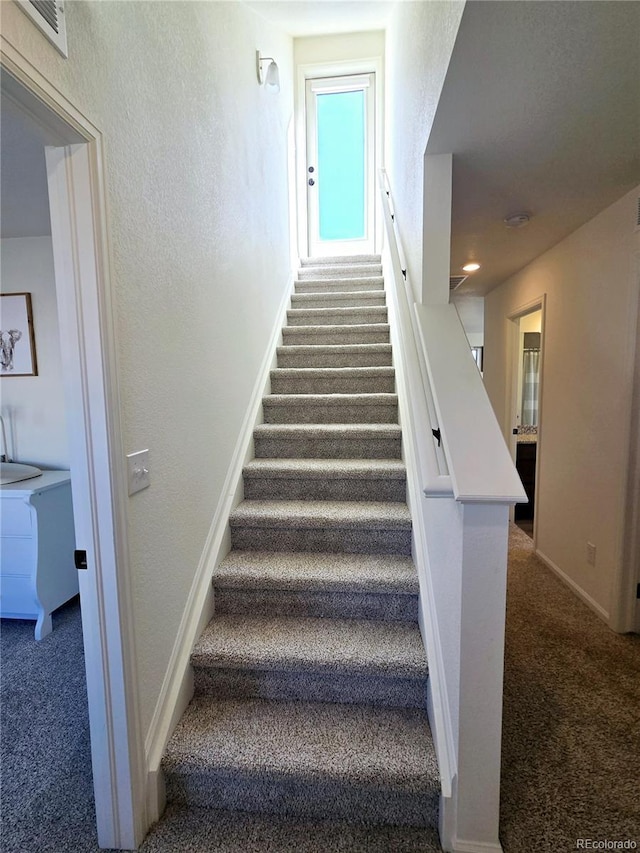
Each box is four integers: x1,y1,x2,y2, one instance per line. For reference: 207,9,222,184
293,30,384,66
385,1,464,301
484,186,640,618
1,0,293,736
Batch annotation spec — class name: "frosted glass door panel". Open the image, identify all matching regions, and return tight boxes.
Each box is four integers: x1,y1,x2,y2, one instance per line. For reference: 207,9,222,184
317,90,365,241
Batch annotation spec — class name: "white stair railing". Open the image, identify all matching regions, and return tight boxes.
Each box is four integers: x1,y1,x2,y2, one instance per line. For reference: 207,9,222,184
379,168,526,853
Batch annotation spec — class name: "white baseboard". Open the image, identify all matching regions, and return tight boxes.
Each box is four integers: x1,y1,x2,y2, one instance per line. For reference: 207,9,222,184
143,271,294,815
451,840,504,853
535,548,609,622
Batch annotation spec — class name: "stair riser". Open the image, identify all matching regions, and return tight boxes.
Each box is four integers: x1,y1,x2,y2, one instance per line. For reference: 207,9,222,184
277,348,392,369
243,477,406,502
214,587,418,622
262,401,398,425
298,265,382,280
230,526,412,555
193,667,427,708
291,294,386,309
270,374,395,395
295,277,384,293
287,309,388,327
165,770,435,828
282,327,390,346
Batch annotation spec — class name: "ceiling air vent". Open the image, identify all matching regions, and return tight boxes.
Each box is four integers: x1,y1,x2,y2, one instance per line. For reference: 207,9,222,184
449,275,468,291
16,0,68,57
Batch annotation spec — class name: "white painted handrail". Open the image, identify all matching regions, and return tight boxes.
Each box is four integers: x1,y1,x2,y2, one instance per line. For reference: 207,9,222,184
378,171,452,495
414,304,526,503
379,169,525,506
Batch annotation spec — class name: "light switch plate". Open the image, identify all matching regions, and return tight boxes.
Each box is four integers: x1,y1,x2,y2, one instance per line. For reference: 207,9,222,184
126,449,150,495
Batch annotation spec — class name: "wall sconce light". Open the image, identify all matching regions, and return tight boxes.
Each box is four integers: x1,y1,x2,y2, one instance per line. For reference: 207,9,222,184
256,50,280,92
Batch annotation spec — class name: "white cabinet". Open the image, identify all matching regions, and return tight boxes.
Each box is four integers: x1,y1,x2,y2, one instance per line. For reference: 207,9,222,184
1,471,78,640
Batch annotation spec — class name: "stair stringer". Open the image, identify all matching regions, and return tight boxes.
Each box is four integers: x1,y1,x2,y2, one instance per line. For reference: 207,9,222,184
143,271,295,823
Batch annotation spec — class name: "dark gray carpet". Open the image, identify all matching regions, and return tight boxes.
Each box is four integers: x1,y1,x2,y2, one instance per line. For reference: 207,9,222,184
501,524,640,852
2,529,638,852
0,598,99,853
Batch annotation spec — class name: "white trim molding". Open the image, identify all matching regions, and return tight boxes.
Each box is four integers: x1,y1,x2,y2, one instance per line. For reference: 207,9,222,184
535,548,610,623
0,41,147,848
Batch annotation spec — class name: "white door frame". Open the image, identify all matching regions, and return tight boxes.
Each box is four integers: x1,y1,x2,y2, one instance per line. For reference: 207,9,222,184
1,44,147,850
612,248,640,634
295,57,383,260
506,296,546,540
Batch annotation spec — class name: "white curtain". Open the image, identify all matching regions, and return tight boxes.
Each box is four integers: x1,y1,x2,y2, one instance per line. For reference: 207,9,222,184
521,349,540,426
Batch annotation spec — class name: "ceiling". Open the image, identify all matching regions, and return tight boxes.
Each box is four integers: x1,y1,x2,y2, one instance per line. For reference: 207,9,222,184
243,0,393,37
427,1,640,296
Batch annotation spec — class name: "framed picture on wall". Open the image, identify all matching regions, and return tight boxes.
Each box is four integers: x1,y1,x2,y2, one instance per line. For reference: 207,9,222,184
0,293,38,377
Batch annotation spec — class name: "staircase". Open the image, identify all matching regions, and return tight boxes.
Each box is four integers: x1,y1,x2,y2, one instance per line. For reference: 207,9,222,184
161,256,441,847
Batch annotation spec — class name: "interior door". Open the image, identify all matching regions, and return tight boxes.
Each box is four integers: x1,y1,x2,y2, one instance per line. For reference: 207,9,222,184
305,74,375,258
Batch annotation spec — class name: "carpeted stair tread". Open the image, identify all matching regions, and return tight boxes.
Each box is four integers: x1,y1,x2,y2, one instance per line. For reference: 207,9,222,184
291,290,386,309
253,423,401,438
214,551,418,594
292,288,385,300
139,804,443,852
276,343,392,368
301,254,381,266
253,423,402,458
229,500,411,530
270,366,395,395
294,276,384,293
281,324,390,346
242,458,406,501
192,615,428,678
163,696,437,792
298,264,383,280
243,458,406,480
286,306,388,326
262,393,398,425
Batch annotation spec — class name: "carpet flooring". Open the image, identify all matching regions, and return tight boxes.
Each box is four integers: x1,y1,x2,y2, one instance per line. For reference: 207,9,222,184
0,597,98,853
501,524,640,852
2,531,638,852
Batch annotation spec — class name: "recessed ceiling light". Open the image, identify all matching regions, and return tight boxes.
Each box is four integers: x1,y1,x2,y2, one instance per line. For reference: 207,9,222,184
462,262,480,273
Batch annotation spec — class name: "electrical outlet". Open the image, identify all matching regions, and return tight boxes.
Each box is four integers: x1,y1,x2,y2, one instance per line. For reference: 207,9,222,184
126,449,150,495
586,542,596,567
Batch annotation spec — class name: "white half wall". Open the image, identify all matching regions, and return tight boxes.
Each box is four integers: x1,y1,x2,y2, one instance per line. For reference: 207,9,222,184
385,1,464,302
1,0,294,738
0,236,69,468
484,185,640,623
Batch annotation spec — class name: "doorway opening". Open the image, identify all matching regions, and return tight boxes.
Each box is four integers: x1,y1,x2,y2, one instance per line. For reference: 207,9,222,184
0,62,144,849
510,305,544,539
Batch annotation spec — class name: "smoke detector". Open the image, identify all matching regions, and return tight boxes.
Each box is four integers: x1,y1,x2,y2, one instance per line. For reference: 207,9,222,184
504,213,530,229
